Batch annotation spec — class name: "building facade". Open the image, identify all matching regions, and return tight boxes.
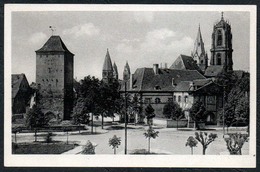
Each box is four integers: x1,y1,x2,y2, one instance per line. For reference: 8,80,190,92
36,35,74,120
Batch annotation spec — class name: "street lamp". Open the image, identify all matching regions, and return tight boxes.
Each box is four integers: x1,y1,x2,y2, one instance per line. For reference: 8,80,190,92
124,81,128,155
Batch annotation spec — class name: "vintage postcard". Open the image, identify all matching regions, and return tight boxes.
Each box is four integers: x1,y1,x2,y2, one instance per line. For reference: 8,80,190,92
4,4,256,167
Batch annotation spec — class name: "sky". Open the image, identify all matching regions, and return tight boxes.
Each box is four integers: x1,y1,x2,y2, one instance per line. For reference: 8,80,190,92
11,10,250,84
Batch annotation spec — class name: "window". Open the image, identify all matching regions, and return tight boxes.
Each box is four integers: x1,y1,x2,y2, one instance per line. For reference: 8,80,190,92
217,30,222,46
144,98,151,104
48,68,51,73
178,96,181,102
217,54,221,65
154,85,161,90
173,95,176,102
201,60,203,64
155,98,161,104
184,96,188,103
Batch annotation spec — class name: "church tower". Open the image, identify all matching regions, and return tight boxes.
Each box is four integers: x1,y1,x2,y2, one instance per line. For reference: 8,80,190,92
210,12,233,71
113,62,118,80
102,49,114,84
123,61,131,81
191,25,208,72
36,35,74,120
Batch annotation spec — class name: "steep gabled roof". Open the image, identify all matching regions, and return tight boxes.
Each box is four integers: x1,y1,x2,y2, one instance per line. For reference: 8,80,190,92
102,49,113,71
12,74,29,98
170,54,202,72
121,67,206,92
204,66,223,77
36,36,73,55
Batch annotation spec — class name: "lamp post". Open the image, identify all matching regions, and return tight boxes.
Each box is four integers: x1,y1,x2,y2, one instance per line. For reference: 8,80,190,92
124,81,127,155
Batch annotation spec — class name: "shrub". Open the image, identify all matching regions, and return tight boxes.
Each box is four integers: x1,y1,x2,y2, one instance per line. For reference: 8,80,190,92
108,135,121,154
185,136,198,155
82,140,97,154
195,132,217,155
224,133,249,155
45,132,53,143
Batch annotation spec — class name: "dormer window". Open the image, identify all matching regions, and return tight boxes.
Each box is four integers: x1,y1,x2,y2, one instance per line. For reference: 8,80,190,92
155,98,161,104
154,85,161,90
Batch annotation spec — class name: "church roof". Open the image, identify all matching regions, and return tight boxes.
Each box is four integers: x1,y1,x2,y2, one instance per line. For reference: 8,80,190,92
12,74,29,98
170,54,202,72
121,67,205,92
215,12,231,28
204,66,223,77
36,35,74,55
102,49,113,71
173,78,213,92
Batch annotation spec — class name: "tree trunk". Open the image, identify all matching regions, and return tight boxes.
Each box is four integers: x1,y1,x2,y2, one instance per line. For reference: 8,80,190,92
34,129,37,142
177,118,179,130
202,147,206,155
191,147,193,155
78,124,81,133
66,131,68,144
91,113,94,134
148,138,150,154
102,113,104,129
114,148,116,155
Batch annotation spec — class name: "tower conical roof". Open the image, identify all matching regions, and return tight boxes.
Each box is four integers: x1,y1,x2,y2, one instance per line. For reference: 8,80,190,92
36,35,73,55
113,62,118,74
193,25,205,57
103,49,113,71
124,61,131,74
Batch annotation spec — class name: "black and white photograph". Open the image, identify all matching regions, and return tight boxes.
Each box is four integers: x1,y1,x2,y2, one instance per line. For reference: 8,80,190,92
4,4,256,167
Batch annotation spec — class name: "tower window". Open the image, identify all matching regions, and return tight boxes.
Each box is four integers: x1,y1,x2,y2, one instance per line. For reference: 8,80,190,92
217,30,222,46
155,98,161,104
201,60,203,64
217,54,221,65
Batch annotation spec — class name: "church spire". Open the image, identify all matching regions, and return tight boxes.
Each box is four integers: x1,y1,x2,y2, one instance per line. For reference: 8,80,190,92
191,25,208,72
113,62,118,80
102,48,114,83
123,61,131,81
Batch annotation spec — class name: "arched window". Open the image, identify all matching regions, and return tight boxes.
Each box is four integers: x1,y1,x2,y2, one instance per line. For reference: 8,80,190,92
217,54,221,65
178,96,181,102
155,98,161,104
217,30,222,46
184,96,188,103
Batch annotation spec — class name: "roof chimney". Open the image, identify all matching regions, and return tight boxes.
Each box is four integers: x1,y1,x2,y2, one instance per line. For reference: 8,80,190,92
153,64,159,75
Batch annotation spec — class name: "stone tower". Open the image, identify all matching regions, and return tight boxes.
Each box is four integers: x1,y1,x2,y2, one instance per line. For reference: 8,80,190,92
36,35,74,120
210,12,233,71
191,25,208,72
102,49,114,84
123,61,131,81
113,62,118,80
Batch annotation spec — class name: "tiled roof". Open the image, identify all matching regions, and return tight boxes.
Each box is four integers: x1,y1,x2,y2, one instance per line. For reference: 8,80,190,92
173,81,192,92
12,74,27,98
204,66,223,77
170,54,202,72
233,70,245,79
36,36,73,54
173,78,213,92
103,49,113,71
121,67,205,92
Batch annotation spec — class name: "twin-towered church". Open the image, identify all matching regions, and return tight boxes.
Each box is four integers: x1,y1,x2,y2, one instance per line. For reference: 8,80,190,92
19,13,243,125
101,13,240,125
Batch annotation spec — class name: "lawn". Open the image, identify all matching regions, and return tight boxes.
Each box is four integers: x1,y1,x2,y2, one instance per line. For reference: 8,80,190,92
12,142,78,154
